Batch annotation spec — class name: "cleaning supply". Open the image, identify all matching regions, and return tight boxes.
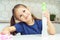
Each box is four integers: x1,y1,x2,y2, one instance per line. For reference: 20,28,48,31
42,2,48,36
0,34,13,40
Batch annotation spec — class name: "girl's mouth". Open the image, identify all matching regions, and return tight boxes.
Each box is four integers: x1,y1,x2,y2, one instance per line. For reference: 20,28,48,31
26,16,29,19
26,14,29,19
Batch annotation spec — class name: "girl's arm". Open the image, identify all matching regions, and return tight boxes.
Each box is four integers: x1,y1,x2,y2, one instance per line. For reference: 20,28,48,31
47,20,56,35
1,26,16,35
44,10,56,35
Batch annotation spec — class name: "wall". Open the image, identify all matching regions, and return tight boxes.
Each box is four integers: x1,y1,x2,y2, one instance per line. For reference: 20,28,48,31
0,0,60,22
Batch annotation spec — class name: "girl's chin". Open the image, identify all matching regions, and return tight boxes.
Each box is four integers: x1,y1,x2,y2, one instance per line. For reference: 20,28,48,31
25,19,30,22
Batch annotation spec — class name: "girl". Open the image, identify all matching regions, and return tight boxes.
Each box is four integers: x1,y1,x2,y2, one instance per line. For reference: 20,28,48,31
1,4,55,35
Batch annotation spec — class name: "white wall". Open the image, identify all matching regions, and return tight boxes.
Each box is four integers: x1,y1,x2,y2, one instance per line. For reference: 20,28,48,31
0,0,60,22
53,23,60,34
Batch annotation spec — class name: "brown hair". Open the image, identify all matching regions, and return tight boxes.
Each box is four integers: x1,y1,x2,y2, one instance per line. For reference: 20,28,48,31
10,4,40,35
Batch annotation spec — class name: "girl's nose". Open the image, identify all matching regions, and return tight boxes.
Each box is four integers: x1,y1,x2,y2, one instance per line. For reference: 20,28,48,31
22,13,27,17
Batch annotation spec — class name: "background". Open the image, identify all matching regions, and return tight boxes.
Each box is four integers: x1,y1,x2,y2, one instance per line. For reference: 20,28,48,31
0,0,60,35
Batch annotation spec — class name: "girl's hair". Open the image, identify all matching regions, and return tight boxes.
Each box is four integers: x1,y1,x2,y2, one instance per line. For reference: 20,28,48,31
10,4,40,35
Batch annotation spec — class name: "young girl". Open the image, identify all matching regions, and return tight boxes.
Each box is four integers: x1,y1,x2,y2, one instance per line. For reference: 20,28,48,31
1,4,55,35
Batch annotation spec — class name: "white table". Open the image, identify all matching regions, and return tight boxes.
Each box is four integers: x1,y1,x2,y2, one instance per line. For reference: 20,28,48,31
12,34,60,40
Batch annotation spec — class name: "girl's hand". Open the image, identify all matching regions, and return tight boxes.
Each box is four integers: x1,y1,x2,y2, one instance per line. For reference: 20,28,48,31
0,29,10,35
44,10,50,21
44,10,56,35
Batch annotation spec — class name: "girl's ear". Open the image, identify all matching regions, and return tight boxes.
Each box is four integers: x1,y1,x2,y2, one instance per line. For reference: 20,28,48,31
14,17,21,23
15,19,21,23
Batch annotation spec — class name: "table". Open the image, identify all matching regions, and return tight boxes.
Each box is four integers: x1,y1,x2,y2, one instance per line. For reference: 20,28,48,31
12,34,60,40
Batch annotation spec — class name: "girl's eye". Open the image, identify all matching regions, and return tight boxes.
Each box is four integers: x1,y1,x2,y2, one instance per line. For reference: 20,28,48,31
23,10,25,13
20,15,22,17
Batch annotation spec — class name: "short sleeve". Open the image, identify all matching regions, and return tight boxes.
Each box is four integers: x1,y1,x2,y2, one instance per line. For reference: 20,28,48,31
14,23,23,33
39,20,42,31
36,20,42,34
39,20,42,33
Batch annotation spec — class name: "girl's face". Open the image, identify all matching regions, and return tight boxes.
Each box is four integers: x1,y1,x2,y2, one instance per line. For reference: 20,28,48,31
14,6,32,22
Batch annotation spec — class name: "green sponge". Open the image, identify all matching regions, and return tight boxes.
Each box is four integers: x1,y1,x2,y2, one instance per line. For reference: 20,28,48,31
42,2,47,11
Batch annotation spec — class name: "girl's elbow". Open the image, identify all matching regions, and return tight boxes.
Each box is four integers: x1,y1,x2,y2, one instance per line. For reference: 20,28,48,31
48,31,56,35
49,32,56,35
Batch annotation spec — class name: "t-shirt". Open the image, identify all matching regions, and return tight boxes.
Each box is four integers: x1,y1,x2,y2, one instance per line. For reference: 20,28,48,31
14,19,42,35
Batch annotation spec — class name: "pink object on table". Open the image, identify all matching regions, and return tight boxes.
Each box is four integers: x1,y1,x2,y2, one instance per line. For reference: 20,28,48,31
0,34,13,40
